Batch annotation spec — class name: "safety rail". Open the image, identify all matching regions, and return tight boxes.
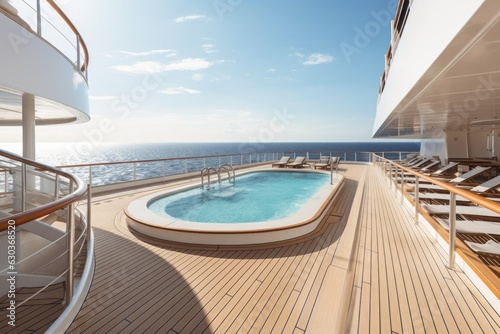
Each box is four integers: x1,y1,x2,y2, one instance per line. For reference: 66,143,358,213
56,151,417,188
0,0,89,78
378,0,412,97
372,153,500,270
0,149,91,309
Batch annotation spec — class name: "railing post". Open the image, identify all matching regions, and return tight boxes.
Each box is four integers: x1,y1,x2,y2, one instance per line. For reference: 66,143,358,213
76,35,81,70
344,152,347,161
22,163,27,212
400,168,405,203
55,174,60,199
65,181,75,305
448,193,457,269
163,160,166,177
240,155,243,166
89,166,93,186
133,162,137,180
184,160,188,174
36,0,42,35
86,184,92,243
355,152,357,162
399,152,402,161
414,176,419,223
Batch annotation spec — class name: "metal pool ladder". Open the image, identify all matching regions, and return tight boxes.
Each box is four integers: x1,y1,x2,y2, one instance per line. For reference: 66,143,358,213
201,165,235,189
218,164,235,183
201,167,220,189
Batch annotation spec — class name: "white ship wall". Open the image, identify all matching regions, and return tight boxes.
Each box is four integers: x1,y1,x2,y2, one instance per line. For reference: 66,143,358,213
373,0,484,137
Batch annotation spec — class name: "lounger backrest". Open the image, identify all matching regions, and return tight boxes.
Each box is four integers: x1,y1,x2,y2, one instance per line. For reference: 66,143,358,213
293,156,305,163
432,162,459,175
280,156,290,163
420,160,440,172
470,175,500,193
411,158,431,168
450,166,490,183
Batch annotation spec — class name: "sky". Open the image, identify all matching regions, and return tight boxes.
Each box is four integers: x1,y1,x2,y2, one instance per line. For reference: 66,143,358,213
2,0,399,143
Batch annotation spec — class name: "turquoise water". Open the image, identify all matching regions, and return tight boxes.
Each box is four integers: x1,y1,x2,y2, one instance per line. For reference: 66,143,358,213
147,171,330,223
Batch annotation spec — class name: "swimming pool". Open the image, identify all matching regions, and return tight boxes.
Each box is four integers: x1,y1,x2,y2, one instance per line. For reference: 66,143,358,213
126,169,344,245
148,172,330,223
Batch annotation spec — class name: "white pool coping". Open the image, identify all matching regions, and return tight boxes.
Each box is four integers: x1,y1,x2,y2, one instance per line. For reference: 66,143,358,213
126,168,344,245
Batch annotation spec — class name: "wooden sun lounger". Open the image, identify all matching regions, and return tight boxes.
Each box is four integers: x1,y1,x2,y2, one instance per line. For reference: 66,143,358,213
465,240,500,255
414,166,490,190
422,204,500,218
272,156,291,168
286,156,310,168
435,217,500,234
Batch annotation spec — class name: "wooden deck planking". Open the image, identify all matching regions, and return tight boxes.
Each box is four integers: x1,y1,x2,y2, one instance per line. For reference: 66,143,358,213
347,165,500,334
52,163,499,333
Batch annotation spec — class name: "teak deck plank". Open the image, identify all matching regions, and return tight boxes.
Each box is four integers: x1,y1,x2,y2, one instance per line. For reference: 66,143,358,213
43,163,499,334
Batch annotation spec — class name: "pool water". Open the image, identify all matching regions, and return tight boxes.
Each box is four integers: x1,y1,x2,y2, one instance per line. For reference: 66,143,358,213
147,171,330,223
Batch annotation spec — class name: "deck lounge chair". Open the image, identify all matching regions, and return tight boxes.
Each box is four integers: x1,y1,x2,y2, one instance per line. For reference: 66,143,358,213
434,217,500,235
286,156,309,168
272,156,291,168
412,166,490,191
313,156,331,170
421,204,499,218
465,240,500,255
409,158,432,169
410,175,500,203
417,160,441,172
401,161,458,181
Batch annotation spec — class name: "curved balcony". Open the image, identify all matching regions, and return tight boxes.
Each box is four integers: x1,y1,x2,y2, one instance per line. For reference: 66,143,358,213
0,0,90,126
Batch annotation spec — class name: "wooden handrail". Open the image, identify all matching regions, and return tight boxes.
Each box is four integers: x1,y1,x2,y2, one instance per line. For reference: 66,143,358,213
46,0,89,73
0,149,87,231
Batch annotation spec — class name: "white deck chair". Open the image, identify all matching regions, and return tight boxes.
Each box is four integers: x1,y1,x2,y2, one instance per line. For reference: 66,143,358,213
399,161,458,181
465,240,500,255
272,156,291,168
410,175,500,202
422,204,499,218
435,217,500,234
414,166,490,191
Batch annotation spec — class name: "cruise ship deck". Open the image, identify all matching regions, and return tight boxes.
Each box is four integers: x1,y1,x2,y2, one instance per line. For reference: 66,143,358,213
5,163,497,333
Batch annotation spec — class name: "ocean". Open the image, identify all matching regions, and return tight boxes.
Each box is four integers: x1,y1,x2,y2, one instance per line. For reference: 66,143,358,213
0,141,420,166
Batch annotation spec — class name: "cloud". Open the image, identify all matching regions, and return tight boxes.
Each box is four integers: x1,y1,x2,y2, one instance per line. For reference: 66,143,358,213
158,87,201,95
111,58,214,74
175,15,206,23
289,52,305,58
202,44,217,54
303,53,335,65
192,73,206,81
118,49,177,57
267,68,277,72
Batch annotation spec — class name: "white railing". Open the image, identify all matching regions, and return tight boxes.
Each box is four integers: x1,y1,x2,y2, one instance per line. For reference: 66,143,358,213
56,151,418,188
1,0,89,79
0,149,92,308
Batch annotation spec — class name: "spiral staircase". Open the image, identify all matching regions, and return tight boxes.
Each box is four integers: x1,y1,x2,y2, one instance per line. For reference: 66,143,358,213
0,1,93,332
